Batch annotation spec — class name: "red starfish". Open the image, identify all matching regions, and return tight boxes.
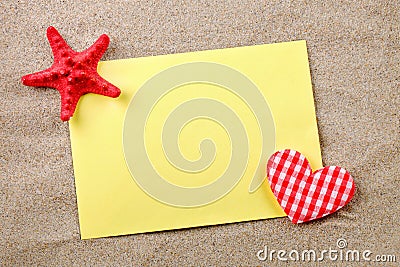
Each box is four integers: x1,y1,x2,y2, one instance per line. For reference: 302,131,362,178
21,26,121,121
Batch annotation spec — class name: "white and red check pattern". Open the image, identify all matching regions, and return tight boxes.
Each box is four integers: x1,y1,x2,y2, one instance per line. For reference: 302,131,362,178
267,149,355,223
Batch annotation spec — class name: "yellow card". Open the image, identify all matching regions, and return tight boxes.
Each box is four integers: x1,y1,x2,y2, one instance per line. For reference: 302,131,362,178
69,40,322,239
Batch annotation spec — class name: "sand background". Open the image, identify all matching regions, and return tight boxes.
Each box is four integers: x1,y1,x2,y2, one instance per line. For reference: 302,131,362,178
1,0,399,266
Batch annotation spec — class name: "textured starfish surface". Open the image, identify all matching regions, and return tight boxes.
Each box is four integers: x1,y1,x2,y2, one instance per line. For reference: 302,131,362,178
21,26,121,121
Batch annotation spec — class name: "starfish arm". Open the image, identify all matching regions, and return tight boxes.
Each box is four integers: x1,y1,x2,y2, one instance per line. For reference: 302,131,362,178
84,34,110,64
21,68,58,88
90,75,121,98
46,26,74,60
59,86,80,121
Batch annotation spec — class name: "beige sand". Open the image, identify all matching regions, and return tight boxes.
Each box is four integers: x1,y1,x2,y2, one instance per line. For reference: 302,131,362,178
1,1,399,266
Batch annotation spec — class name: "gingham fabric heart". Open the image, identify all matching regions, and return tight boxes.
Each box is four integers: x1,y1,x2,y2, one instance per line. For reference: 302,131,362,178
267,149,355,223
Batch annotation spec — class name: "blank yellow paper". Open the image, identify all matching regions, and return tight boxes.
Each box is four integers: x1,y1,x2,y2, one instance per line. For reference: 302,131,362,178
69,40,322,239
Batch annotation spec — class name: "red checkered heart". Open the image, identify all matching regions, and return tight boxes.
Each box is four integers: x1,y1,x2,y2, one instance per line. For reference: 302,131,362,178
267,149,355,223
